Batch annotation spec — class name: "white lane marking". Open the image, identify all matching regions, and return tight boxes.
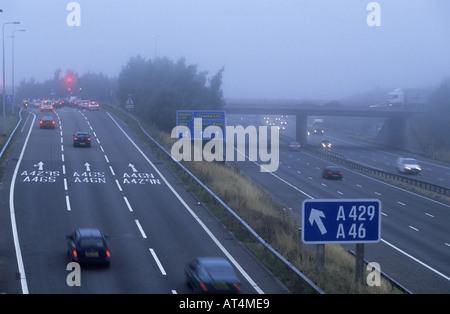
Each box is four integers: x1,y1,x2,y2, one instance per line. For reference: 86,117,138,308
9,113,35,294
107,112,264,294
135,219,147,238
123,196,133,212
65,195,72,212
149,248,167,276
381,239,450,282
409,226,419,232
109,166,116,176
115,179,123,192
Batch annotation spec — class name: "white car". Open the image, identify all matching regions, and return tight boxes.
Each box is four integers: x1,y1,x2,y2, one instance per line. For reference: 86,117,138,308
40,100,53,112
79,100,90,109
397,157,421,174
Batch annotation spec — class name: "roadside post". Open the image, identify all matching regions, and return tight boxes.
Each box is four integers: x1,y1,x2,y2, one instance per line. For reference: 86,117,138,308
302,199,381,283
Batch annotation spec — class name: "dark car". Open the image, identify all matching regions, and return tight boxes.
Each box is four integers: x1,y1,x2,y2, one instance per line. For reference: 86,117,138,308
66,228,110,265
322,166,343,180
73,132,91,147
288,141,302,151
185,257,242,294
39,116,55,129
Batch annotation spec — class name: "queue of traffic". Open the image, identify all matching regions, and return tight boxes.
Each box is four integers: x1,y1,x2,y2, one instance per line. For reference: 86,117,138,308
22,98,101,111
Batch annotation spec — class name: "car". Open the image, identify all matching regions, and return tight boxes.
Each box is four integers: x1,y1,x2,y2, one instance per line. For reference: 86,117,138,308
73,132,91,147
66,228,110,266
79,100,90,109
321,139,332,148
39,116,55,129
185,257,242,294
88,101,100,110
397,157,421,174
40,100,53,112
288,141,302,151
322,166,343,180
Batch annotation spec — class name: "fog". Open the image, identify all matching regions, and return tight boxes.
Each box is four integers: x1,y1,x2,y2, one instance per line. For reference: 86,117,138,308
2,0,450,101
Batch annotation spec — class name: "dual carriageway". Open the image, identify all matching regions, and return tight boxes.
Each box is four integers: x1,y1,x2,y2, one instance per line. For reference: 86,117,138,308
0,103,449,294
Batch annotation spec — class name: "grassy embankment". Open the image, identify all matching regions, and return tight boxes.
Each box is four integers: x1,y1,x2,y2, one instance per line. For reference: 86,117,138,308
107,106,402,294
0,112,22,180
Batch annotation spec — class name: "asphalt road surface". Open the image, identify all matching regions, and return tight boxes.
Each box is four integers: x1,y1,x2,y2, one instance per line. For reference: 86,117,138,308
0,107,288,294
226,114,450,293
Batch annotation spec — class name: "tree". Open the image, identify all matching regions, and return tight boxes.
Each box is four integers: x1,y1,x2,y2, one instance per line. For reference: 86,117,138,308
118,56,224,132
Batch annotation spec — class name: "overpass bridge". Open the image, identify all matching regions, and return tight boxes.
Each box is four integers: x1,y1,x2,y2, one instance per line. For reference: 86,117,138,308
224,100,420,147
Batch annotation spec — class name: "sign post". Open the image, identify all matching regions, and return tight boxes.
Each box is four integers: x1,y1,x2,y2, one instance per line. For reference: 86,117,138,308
302,199,381,280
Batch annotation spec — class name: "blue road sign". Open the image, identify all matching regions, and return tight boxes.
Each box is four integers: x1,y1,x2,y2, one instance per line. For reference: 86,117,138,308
302,199,381,244
176,110,226,140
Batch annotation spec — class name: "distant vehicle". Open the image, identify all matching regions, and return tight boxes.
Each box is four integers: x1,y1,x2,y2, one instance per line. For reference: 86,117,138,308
52,99,65,109
288,141,302,151
322,166,343,180
66,228,110,266
79,100,90,109
397,157,421,174
370,88,428,109
73,132,91,147
39,116,55,129
40,100,53,112
88,101,100,110
185,257,242,294
312,128,324,135
321,139,332,148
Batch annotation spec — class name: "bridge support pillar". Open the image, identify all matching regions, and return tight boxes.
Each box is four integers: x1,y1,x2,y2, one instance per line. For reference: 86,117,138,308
295,114,308,145
385,117,407,148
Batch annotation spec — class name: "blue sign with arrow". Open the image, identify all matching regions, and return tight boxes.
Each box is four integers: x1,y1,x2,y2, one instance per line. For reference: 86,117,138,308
302,199,381,244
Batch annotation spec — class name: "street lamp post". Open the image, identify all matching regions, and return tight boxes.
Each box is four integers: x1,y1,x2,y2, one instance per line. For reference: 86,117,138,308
11,29,26,115
2,21,20,136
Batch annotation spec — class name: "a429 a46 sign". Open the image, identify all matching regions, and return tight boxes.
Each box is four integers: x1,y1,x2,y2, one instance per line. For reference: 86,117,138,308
302,199,381,244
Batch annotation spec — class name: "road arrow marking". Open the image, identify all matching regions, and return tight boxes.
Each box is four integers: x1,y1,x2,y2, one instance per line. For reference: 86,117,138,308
128,163,137,173
309,208,327,235
34,161,44,171
84,162,91,172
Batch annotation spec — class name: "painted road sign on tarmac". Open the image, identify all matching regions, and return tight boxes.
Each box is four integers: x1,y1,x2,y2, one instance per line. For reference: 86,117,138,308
302,199,381,244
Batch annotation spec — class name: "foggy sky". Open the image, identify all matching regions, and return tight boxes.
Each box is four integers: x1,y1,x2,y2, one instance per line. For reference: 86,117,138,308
1,0,450,101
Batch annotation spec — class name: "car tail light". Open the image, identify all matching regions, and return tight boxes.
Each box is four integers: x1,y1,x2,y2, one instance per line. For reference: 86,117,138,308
52,121,55,125
199,283,208,292
106,248,111,258
338,171,343,175
74,137,78,140
72,250,78,258
87,137,91,141
40,121,43,124
233,283,242,292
